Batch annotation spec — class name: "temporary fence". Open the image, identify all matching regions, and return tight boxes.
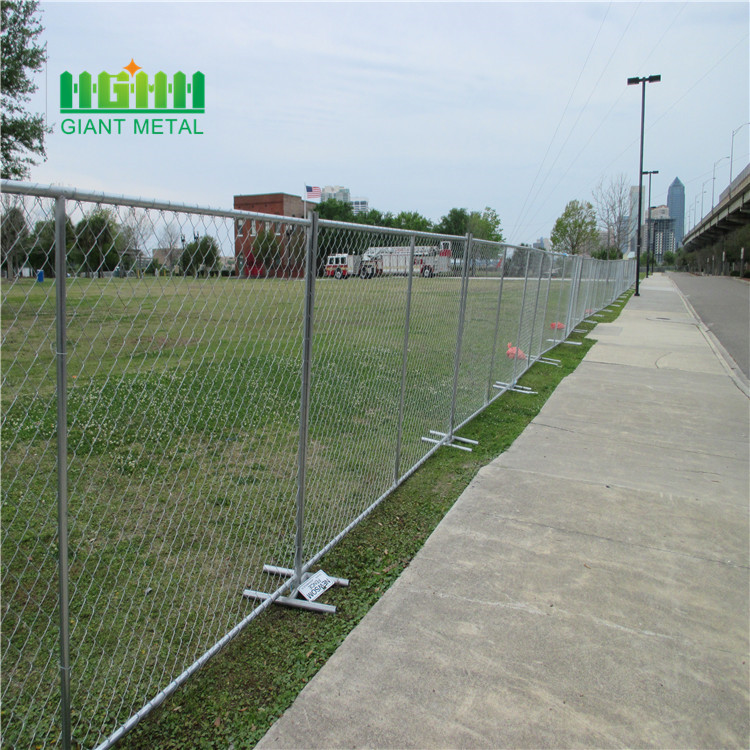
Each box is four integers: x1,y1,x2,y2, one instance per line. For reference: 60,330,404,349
1,180,635,748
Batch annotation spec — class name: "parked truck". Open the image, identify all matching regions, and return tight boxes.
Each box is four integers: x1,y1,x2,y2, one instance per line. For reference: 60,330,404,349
359,241,452,278
324,253,362,279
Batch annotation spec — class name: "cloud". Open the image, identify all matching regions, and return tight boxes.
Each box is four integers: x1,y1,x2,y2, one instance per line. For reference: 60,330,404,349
28,1,750,240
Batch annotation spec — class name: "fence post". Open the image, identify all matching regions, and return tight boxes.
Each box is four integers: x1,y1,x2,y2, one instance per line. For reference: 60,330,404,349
528,251,546,361
293,212,318,591
511,251,532,386
551,255,567,345
582,260,593,319
566,256,579,330
394,234,416,483
537,252,554,355
486,245,508,402
54,195,72,750
449,233,473,438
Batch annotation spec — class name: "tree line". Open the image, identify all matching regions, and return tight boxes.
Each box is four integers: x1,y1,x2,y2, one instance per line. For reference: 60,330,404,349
0,204,223,278
548,174,631,259
316,200,504,242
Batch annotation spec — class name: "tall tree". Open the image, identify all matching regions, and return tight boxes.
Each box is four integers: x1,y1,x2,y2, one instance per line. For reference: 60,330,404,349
550,200,598,255
25,214,74,277
391,210,433,233
468,206,504,242
1,1,49,179
592,174,629,255
1,201,29,276
435,207,503,241
157,222,183,270
180,235,219,276
73,209,121,276
435,207,469,236
316,199,356,223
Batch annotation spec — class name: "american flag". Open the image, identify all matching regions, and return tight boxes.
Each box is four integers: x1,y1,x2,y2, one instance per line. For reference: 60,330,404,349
305,185,322,201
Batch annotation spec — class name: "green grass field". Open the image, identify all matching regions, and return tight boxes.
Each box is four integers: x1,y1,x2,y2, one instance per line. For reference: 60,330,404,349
2,272,583,748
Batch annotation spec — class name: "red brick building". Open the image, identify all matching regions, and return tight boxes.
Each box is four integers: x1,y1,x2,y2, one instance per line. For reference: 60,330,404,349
233,193,308,277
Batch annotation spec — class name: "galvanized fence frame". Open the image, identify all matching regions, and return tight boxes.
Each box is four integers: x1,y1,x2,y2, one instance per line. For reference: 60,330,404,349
1,180,635,749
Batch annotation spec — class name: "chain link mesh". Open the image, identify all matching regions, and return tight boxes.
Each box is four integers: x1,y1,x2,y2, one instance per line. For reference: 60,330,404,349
1,184,635,748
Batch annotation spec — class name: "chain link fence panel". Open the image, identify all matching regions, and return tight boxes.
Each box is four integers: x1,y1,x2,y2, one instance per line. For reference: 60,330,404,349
2,181,635,748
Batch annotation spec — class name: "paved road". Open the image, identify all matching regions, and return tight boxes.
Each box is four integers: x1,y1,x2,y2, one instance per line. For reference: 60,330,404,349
667,272,749,381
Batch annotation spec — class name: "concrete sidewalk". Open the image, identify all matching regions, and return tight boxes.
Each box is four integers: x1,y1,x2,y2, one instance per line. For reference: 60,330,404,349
257,274,750,749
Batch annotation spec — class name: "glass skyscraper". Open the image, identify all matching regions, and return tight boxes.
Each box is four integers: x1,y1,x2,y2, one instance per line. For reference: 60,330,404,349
667,178,685,247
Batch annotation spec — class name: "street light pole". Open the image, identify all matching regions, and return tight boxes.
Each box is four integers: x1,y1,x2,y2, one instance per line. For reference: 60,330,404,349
712,156,729,209
700,178,712,219
628,74,661,296
693,196,700,230
643,170,658,276
730,122,750,195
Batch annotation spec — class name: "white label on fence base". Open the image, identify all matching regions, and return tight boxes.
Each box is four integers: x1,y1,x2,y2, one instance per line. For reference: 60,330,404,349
298,570,335,602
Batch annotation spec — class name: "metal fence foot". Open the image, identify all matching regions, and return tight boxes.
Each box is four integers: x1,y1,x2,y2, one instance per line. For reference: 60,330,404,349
243,565,349,615
493,382,538,394
421,430,477,452
243,589,337,614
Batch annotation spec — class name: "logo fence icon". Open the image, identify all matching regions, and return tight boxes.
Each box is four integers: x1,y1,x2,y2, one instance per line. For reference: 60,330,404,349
60,60,205,114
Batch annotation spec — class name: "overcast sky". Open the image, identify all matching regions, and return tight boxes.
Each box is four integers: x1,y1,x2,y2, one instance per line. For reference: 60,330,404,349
27,1,750,244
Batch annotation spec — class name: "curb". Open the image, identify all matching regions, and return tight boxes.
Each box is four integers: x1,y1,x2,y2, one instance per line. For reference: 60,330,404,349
667,275,750,398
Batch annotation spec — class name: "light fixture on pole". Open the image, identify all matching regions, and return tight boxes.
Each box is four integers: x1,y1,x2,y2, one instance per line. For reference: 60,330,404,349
700,178,712,219
712,156,729,209
693,195,700,230
628,74,661,296
643,170,658,277
730,122,750,195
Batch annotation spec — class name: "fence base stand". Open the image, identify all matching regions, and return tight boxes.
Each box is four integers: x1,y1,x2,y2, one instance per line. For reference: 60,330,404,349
536,356,561,367
243,566,349,615
243,589,337,614
421,430,477,452
562,340,583,346
493,382,537,395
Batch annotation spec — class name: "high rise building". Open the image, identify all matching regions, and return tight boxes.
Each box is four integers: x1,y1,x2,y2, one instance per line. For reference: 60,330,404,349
667,177,685,247
320,186,369,215
321,185,351,203
628,185,645,257
651,218,676,262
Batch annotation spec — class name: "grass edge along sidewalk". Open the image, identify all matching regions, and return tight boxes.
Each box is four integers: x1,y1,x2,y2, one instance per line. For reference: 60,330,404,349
120,290,633,750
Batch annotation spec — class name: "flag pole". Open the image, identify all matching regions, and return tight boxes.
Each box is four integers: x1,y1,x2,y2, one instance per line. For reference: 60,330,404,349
303,185,307,220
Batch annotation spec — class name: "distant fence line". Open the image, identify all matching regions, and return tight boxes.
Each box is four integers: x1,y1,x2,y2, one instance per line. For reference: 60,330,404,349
1,180,635,749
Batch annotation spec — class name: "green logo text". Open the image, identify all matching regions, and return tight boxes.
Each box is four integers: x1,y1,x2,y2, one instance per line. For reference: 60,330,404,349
60,59,205,114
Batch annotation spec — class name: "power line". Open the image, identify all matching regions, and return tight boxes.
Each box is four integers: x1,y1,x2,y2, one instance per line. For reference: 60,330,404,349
508,1,614,241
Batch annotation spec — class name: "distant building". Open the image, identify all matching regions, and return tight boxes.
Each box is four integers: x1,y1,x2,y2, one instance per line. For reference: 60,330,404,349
321,185,351,203
532,237,552,251
321,186,369,215
628,185,645,256
153,247,180,269
667,177,685,246
651,218,676,263
233,193,308,277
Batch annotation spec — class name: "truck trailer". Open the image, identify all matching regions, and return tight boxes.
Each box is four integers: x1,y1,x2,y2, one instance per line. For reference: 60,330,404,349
359,241,452,278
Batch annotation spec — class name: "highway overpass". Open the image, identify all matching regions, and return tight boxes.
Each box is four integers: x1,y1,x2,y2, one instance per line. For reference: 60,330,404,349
683,164,750,252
